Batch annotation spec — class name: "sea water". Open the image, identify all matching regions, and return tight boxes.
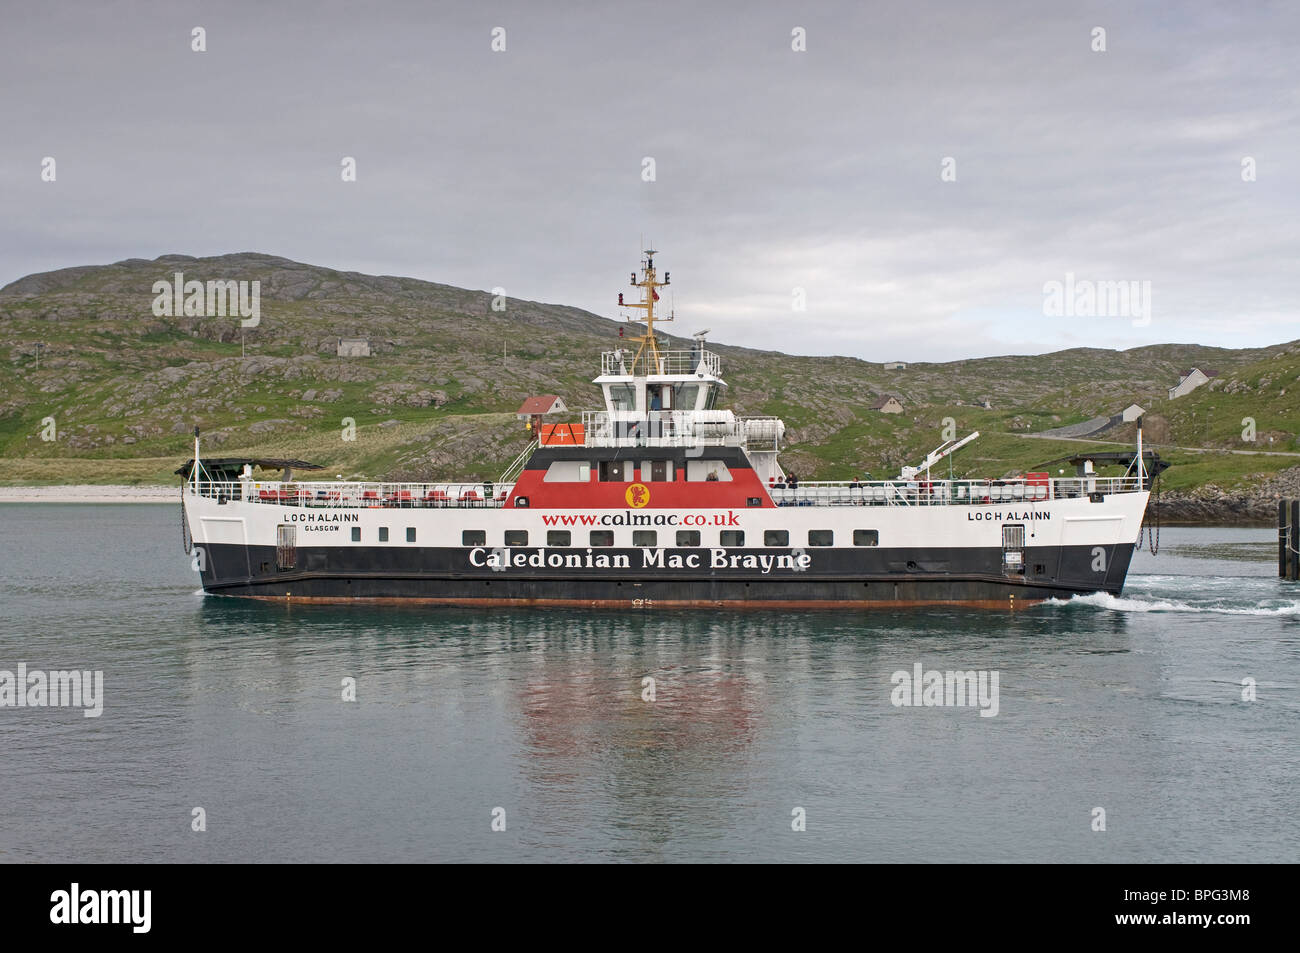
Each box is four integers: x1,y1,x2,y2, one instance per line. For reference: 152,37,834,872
0,506,1295,862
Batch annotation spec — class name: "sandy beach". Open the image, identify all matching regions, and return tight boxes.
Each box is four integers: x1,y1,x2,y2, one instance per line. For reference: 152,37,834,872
0,485,176,504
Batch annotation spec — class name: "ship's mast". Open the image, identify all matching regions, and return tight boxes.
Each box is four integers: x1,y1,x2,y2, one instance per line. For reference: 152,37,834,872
619,249,673,376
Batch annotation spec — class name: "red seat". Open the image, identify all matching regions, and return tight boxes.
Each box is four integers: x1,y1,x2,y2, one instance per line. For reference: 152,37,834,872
458,490,482,503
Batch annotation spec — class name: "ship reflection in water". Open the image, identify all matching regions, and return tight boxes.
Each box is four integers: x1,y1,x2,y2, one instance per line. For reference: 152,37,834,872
184,596,1157,862
515,630,761,844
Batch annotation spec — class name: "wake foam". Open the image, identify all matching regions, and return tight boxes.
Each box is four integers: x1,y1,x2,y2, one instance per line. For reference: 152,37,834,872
1046,592,1300,616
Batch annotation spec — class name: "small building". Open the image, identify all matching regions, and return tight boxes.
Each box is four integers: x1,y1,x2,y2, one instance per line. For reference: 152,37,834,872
869,395,904,414
1168,368,1216,400
883,361,907,370
337,338,371,357
1121,403,1145,422
516,395,567,418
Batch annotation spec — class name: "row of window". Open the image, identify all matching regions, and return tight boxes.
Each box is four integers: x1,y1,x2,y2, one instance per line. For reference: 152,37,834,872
352,527,419,542
544,459,734,483
346,527,881,547
463,529,879,548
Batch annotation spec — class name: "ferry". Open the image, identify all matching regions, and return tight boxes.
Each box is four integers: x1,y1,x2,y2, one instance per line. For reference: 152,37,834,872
179,250,1162,607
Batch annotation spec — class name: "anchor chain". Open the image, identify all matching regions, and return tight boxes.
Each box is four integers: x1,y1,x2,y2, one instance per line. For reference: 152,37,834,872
1138,468,1160,555
181,482,193,555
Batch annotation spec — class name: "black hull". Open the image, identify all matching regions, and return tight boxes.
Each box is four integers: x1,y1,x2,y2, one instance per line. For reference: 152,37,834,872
196,543,1135,607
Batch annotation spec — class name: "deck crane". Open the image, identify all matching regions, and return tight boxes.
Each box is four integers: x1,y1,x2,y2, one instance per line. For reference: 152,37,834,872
898,431,980,480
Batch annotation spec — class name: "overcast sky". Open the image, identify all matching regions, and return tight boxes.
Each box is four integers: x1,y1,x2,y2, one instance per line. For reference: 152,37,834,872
3,0,1298,361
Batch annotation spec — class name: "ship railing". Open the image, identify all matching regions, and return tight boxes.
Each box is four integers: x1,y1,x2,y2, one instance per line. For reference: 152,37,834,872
185,480,515,507
498,438,538,485
581,410,748,447
600,348,721,376
768,476,1145,506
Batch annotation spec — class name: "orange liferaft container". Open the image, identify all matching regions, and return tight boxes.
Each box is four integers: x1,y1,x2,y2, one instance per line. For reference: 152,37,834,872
540,423,585,446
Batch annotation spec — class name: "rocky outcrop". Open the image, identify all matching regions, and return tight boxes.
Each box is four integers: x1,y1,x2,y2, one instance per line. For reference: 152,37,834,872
1152,496,1274,524
1153,467,1300,524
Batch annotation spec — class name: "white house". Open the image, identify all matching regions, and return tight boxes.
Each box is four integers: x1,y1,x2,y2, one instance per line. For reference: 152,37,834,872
1168,368,1216,399
869,395,904,414
516,395,568,418
1121,404,1145,422
337,337,371,357
883,361,907,370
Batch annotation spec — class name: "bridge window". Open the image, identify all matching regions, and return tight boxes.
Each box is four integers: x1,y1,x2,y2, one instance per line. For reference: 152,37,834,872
808,530,834,546
676,530,700,547
720,530,745,547
633,530,657,547
590,530,614,547
764,530,789,547
505,530,528,546
853,529,879,547
672,383,700,411
462,530,486,546
608,383,635,411
547,530,571,547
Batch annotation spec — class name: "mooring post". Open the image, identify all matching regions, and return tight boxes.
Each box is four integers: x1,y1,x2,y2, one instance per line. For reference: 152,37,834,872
1292,500,1300,581
1281,500,1289,579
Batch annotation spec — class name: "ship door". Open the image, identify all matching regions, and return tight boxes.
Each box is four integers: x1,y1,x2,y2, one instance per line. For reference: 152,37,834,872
276,524,297,570
1001,523,1025,576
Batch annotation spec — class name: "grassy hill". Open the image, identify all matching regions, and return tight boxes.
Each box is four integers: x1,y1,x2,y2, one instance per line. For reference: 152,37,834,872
2,252,1297,514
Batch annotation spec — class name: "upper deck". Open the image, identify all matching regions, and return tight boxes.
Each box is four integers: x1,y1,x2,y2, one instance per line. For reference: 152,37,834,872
182,473,1146,509
578,410,784,450
599,347,721,377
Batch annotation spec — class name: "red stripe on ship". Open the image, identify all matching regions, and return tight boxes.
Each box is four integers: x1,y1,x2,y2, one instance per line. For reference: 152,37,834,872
507,470,775,508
